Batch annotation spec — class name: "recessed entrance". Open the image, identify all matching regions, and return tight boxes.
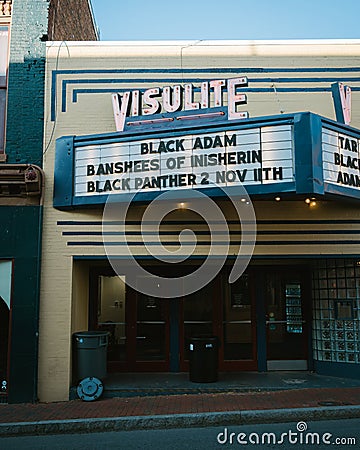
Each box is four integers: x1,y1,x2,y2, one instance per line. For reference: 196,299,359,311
89,264,258,373
87,263,311,374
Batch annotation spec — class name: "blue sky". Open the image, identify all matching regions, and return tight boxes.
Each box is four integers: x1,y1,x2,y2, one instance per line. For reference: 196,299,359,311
91,0,360,41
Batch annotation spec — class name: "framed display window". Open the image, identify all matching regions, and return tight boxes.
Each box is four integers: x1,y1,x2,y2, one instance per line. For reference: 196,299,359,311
312,260,360,364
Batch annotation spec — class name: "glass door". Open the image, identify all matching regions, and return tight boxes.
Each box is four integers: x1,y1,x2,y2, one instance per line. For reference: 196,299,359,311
266,271,308,370
221,271,257,370
180,282,216,369
95,273,170,371
97,275,127,365
135,294,169,369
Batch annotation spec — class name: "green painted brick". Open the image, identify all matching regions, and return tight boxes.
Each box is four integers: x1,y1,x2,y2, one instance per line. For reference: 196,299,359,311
5,0,48,165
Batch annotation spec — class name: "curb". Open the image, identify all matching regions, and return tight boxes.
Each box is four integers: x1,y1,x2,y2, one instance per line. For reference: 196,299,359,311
69,386,294,401
1,405,360,437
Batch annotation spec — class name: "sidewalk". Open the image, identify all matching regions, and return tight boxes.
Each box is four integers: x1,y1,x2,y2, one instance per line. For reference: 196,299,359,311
1,373,360,436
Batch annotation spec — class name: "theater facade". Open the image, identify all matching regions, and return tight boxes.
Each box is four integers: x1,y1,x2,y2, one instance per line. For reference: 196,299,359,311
39,40,360,402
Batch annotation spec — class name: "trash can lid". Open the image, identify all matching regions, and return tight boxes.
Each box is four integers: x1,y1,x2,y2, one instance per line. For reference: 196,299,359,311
77,377,104,402
74,331,109,338
189,335,219,342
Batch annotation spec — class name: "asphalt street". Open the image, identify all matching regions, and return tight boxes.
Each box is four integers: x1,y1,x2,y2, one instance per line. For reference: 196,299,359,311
0,418,359,450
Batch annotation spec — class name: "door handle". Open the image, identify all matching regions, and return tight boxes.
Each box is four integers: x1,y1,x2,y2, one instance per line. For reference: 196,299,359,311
266,320,287,325
266,320,306,325
136,321,166,324
223,321,252,324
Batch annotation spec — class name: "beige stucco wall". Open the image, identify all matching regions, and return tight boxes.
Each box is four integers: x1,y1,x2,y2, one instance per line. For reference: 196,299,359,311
39,40,360,402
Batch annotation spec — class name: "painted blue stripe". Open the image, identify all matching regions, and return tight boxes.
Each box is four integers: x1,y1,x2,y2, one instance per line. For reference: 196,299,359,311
72,254,359,260
68,241,253,246
50,65,360,119
51,70,57,121
73,254,227,260
73,86,355,103
53,67,360,74
62,76,360,114
62,231,247,236
64,76,360,84
57,219,360,225
62,229,360,236
67,239,360,246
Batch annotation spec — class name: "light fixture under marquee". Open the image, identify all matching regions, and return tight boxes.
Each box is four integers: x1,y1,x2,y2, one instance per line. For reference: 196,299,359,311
305,197,317,207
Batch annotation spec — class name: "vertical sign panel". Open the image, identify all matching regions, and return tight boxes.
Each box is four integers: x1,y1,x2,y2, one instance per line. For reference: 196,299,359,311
322,127,360,191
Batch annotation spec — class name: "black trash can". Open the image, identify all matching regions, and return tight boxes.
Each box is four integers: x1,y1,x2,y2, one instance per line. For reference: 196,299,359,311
189,336,219,383
73,331,109,381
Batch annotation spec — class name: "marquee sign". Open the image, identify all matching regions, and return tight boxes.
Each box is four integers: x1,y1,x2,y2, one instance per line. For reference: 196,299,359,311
74,125,293,197
323,129,360,189
54,111,360,208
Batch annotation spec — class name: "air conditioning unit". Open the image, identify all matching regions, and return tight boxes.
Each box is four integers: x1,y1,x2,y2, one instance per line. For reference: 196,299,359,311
0,164,42,197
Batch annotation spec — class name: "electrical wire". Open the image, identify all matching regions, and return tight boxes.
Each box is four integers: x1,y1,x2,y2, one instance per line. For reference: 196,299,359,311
34,40,70,166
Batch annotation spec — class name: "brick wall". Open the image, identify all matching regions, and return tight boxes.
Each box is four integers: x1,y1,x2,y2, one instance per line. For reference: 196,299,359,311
48,0,98,41
5,0,98,164
5,0,48,164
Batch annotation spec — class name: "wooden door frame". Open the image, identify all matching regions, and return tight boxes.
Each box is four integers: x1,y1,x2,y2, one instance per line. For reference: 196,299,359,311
264,266,311,363
219,268,258,371
178,275,220,372
89,266,129,372
89,263,274,373
178,268,259,372
89,265,172,372
131,290,171,372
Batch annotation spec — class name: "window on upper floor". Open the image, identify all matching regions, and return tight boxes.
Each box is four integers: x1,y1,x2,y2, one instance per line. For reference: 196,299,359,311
0,24,9,155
